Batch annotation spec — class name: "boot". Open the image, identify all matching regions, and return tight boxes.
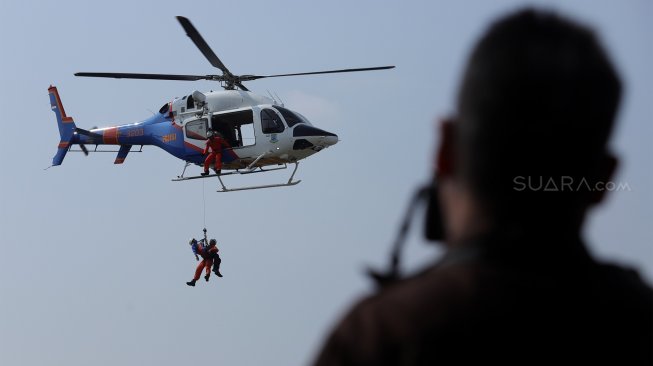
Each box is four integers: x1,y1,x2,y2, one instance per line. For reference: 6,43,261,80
204,274,210,282
201,171,209,176
214,169,221,175
214,269,223,278
186,280,196,287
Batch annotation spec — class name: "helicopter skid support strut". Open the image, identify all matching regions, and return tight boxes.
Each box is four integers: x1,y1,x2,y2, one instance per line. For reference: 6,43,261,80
178,161,192,178
217,162,301,192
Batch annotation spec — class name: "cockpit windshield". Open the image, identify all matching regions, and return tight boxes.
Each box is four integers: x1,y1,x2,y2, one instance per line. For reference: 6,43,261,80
274,106,306,127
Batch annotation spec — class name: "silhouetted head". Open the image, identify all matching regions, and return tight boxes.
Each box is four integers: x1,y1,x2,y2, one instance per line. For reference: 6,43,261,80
209,239,217,246
440,9,621,232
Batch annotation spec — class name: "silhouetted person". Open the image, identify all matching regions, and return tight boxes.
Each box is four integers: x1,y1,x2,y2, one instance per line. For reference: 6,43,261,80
314,9,652,365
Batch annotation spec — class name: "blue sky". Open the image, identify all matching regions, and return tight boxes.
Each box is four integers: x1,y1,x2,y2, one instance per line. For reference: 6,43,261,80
0,1,651,365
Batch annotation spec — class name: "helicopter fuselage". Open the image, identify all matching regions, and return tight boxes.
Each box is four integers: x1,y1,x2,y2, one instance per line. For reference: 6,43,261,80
57,88,338,169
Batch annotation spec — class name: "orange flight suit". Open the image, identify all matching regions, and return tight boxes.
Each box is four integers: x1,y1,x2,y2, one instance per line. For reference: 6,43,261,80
203,135,230,174
193,244,219,281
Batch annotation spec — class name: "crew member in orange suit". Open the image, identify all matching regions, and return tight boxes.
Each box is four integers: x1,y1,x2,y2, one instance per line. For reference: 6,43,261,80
201,130,230,176
187,238,220,287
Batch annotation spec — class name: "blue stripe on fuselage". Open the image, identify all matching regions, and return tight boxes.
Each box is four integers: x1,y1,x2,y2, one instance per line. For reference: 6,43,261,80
72,113,239,166
75,114,185,160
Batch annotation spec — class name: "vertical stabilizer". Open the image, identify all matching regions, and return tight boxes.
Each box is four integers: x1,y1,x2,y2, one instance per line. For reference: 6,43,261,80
48,86,77,166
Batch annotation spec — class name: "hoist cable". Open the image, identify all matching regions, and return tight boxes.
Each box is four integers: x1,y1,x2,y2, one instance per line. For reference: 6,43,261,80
202,178,207,230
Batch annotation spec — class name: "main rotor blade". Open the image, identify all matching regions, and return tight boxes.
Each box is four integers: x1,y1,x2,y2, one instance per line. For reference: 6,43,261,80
235,82,249,92
241,66,396,80
176,16,232,76
75,72,209,81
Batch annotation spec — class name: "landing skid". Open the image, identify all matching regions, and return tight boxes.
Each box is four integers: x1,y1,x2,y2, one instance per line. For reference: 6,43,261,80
217,162,301,192
172,162,302,192
173,170,244,181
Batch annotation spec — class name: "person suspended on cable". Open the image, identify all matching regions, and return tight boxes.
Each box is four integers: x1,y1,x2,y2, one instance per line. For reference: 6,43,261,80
188,237,202,261
186,232,220,286
201,130,231,176
208,238,223,278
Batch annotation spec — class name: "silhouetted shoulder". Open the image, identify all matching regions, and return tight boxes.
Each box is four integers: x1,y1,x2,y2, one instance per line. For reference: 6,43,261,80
314,248,653,366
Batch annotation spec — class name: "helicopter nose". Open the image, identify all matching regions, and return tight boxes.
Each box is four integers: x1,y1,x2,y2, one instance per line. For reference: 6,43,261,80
293,125,338,148
293,125,337,138
322,134,338,146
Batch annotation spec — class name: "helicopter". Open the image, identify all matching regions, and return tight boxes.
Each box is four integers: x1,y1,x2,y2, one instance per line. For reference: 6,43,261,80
49,16,394,192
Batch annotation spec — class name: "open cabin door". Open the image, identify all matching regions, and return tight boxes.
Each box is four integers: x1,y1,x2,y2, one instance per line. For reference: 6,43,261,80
210,108,256,150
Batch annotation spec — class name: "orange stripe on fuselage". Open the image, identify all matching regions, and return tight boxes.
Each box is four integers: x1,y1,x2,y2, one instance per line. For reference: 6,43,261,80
58,141,70,148
103,127,119,144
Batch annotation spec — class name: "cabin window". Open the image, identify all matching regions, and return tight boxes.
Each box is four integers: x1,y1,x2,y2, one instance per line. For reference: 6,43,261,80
186,95,195,109
274,106,305,127
159,103,169,114
261,108,285,134
212,109,255,148
185,118,208,140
